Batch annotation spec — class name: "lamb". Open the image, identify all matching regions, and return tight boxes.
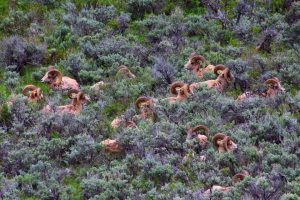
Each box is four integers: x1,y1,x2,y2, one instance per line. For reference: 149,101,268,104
212,133,237,153
184,53,216,79
90,65,134,92
116,65,136,79
111,116,137,129
41,65,79,90
203,185,232,197
22,85,43,103
166,81,192,103
101,139,121,153
134,96,156,122
90,81,109,93
187,125,209,148
41,89,89,115
189,65,233,93
236,77,285,101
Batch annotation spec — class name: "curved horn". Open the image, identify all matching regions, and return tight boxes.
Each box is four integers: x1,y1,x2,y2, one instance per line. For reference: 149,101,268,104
224,68,232,83
212,133,226,148
192,125,209,135
223,136,234,151
48,69,62,85
191,55,206,63
214,64,226,76
264,78,279,85
232,173,248,185
67,89,79,99
118,65,128,71
22,85,37,96
135,96,152,110
170,81,185,95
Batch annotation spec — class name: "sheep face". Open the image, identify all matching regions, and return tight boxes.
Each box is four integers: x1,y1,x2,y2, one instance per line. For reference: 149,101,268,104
135,97,155,122
197,135,208,147
213,133,237,153
41,67,62,87
265,78,285,97
101,139,121,153
168,82,191,103
184,53,206,71
22,85,43,103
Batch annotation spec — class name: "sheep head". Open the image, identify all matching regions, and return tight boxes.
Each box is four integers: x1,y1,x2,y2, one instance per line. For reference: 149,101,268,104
170,81,191,100
22,85,43,102
111,116,137,129
232,170,249,185
212,133,237,153
264,77,285,97
184,53,206,71
135,96,155,121
187,125,209,147
68,89,90,105
117,65,136,79
101,139,121,153
66,89,90,114
214,66,233,91
213,64,226,76
41,66,63,88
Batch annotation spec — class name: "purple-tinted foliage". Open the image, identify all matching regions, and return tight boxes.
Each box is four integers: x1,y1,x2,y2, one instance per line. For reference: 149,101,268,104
151,57,176,84
0,36,46,72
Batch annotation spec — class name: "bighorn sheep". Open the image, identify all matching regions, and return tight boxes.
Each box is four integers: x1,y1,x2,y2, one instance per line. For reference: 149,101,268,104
184,53,215,79
42,89,89,115
22,85,43,103
187,125,209,148
212,133,237,153
111,116,137,129
134,96,155,122
204,171,249,197
203,171,249,197
236,77,285,101
90,81,109,93
166,81,192,103
204,185,232,197
101,139,121,153
116,65,136,79
41,66,79,90
189,65,233,92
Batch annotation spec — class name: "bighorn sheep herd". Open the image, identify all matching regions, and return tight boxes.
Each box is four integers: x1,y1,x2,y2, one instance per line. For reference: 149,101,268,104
16,53,285,195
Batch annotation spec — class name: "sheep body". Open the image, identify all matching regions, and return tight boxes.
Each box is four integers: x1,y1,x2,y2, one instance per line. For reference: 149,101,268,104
190,67,233,93
237,77,285,101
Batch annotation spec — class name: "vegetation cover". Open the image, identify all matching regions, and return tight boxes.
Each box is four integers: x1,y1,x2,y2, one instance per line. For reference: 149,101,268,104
0,0,300,199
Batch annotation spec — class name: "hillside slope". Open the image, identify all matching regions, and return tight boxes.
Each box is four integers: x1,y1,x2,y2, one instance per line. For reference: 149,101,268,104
0,1,300,199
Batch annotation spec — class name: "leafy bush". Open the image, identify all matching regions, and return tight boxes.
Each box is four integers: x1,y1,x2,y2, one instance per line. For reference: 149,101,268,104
0,36,46,72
